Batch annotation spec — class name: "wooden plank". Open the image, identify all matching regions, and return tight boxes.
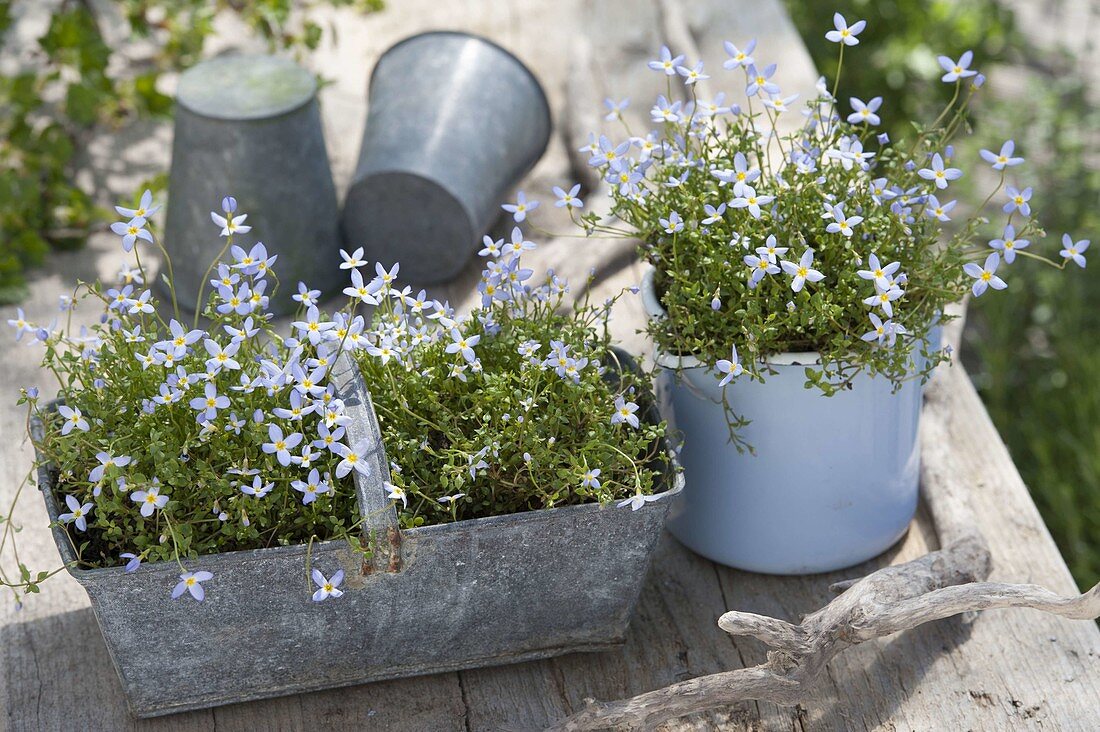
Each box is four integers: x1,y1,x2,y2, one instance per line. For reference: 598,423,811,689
1,0,1098,729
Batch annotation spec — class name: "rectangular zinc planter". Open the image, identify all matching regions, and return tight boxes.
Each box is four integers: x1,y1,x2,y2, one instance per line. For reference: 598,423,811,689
34,352,682,717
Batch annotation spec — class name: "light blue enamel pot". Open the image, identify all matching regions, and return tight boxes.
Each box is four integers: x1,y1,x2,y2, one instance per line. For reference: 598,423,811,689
642,269,929,574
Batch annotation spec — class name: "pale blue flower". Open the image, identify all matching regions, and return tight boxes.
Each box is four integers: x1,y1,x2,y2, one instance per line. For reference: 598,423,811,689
716,345,744,386
781,249,826,292
917,153,962,189
224,317,259,343
343,268,380,305
7,308,34,340
825,13,866,45
752,237,786,265
826,136,874,170
172,571,213,602
59,494,94,532
745,63,779,97
660,211,684,233
130,484,168,517
438,493,466,505
225,412,246,435
339,246,367,270
292,468,331,505
161,319,204,358
617,493,664,511
650,95,683,124
479,236,503,257
230,242,275,276
964,253,1007,296
699,92,736,117
1060,234,1090,268
120,552,141,573
722,39,756,69
553,184,584,209
385,481,408,508
502,191,540,222
334,439,371,478
263,424,303,467
504,227,536,256
211,208,250,237
863,282,905,317
938,51,977,83
311,569,345,601
365,337,398,365
106,284,133,312
89,452,131,484
581,468,602,489
57,405,89,435
861,313,889,345
293,282,321,307
611,396,640,428
126,289,153,315
857,253,901,290
110,216,153,252
980,140,1024,170
589,135,630,168
743,254,779,288
241,475,273,498
189,382,230,421
676,60,709,85
763,93,799,114
295,444,319,469
117,262,144,285
1003,186,1032,216
924,195,957,222
273,389,317,421
730,186,774,219
445,329,481,363
603,97,629,121
847,97,882,126
292,305,336,345
115,189,160,220
702,203,727,225
204,339,241,372
988,224,1029,263
825,204,863,237
648,45,685,75
216,283,252,316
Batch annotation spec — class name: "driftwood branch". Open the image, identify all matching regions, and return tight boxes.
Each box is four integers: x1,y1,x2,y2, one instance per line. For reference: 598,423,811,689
547,363,1100,731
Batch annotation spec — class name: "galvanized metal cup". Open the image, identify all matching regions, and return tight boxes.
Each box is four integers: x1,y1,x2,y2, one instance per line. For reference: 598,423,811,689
163,54,343,314
341,31,552,283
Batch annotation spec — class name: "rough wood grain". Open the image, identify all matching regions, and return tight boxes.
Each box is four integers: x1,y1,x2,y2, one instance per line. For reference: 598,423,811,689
1,0,1099,730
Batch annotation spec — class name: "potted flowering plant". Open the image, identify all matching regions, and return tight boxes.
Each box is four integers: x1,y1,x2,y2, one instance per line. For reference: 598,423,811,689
8,193,679,716
567,13,1089,574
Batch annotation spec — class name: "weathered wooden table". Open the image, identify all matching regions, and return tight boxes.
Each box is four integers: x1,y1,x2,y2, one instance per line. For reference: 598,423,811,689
2,0,1098,729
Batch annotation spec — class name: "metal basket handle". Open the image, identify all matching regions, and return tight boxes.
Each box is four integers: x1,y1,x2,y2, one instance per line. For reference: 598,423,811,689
330,351,403,574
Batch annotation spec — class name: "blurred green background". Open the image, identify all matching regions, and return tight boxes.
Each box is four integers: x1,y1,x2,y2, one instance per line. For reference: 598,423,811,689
785,0,1100,588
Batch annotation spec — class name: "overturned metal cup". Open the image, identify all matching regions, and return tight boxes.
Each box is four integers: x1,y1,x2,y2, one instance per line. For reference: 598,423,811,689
341,31,552,283
163,54,343,314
